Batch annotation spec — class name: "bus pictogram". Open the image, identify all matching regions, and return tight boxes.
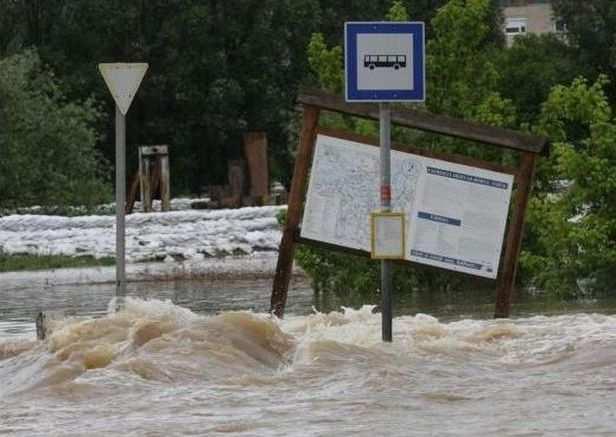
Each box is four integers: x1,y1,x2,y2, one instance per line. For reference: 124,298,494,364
364,54,407,70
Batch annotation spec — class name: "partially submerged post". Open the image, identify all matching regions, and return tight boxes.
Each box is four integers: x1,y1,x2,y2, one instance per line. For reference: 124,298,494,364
270,89,549,324
99,63,148,300
270,106,320,318
343,21,426,342
115,105,127,296
379,102,393,341
35,310,65,340
35,311,46,340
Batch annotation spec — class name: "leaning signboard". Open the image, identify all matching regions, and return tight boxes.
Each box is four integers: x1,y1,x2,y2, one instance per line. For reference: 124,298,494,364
300,133,514,279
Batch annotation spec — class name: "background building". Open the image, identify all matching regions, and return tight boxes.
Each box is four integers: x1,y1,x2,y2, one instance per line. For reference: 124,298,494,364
500,0,565,46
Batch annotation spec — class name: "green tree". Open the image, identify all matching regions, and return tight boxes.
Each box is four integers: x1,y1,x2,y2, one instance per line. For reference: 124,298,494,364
551,0,616,100
521,76,616,296
386,1,410,21
402,0,515,168
307,33,344,94
426,0,509,122
496,34,580,125
0,50,109,208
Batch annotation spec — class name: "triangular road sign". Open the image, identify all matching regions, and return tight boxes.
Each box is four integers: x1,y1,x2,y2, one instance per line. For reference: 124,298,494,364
98,63,148,115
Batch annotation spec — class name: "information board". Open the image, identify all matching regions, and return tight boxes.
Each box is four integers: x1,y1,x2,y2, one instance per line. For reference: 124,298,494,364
300,134,514,279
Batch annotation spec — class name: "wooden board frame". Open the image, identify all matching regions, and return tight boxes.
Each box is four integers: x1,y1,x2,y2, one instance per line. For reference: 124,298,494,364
270,90,548,319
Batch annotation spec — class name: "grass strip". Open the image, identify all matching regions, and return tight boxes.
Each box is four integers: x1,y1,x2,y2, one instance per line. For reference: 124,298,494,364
0,254,115,273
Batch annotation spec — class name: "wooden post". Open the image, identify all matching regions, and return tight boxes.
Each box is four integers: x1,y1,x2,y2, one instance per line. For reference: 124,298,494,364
494,151,537,318
138,147,144,207
151,159,162,205
160,154,171,211
35,311,46,340
142,155,152,212
225,160,244,208
243,131,269,203
270,106,320,317
125,171,140,214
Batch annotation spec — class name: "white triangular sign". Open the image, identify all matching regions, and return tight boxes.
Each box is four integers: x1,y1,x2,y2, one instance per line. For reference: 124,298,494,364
98,63,148,115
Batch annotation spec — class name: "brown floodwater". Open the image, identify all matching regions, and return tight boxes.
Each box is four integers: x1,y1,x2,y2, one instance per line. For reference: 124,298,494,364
1,274,616,436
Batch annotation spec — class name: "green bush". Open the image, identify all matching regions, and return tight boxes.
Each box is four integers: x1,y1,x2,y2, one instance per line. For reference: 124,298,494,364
521,76,616,296
0,50,110,209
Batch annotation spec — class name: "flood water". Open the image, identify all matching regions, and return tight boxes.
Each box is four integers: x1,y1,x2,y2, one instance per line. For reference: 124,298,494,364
2,273,616,436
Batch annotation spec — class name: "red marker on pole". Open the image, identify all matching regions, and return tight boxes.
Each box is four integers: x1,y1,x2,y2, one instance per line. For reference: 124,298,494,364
381,184,392,204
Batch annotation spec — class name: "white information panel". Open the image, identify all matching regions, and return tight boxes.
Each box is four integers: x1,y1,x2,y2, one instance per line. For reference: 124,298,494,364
301,134,514,279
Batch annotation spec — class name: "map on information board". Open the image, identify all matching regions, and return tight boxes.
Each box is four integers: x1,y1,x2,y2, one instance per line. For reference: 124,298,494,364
300,134,514,279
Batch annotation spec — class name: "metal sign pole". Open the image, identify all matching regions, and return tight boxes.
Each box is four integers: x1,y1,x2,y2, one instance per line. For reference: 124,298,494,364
98,62,148,307
380,102,393,342
344,22,425,342
115,104,127,298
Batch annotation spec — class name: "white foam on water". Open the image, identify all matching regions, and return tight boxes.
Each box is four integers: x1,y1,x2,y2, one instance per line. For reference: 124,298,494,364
281,305,616,372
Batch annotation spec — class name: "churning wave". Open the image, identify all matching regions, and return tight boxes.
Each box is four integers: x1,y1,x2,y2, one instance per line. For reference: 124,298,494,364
2,297,616,399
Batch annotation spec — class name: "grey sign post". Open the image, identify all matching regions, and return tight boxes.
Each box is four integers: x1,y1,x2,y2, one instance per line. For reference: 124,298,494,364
99,63,148,301
379,102,393,341
115,105,126,296
345,22,425,342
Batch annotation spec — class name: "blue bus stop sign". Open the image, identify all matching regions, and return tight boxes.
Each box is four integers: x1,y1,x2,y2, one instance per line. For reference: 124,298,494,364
345,22,425,102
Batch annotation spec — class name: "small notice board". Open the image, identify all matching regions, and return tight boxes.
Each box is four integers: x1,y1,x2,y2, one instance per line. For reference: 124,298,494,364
371,212,406,259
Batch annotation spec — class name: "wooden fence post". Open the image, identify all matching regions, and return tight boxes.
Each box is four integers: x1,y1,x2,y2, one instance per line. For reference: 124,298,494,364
494,151,537,318
141,154,152,212
160,154,171,211
270,106,320,318
138,147,144,209
243,131,269,204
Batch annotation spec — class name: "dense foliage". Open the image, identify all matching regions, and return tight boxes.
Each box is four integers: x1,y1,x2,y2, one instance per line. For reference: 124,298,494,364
551,0,616,100
0,50,109,208
522,76,616,296
0,0,447,194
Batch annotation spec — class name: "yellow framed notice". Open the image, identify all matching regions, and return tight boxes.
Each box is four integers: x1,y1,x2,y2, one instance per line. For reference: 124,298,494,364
370,212,406,259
